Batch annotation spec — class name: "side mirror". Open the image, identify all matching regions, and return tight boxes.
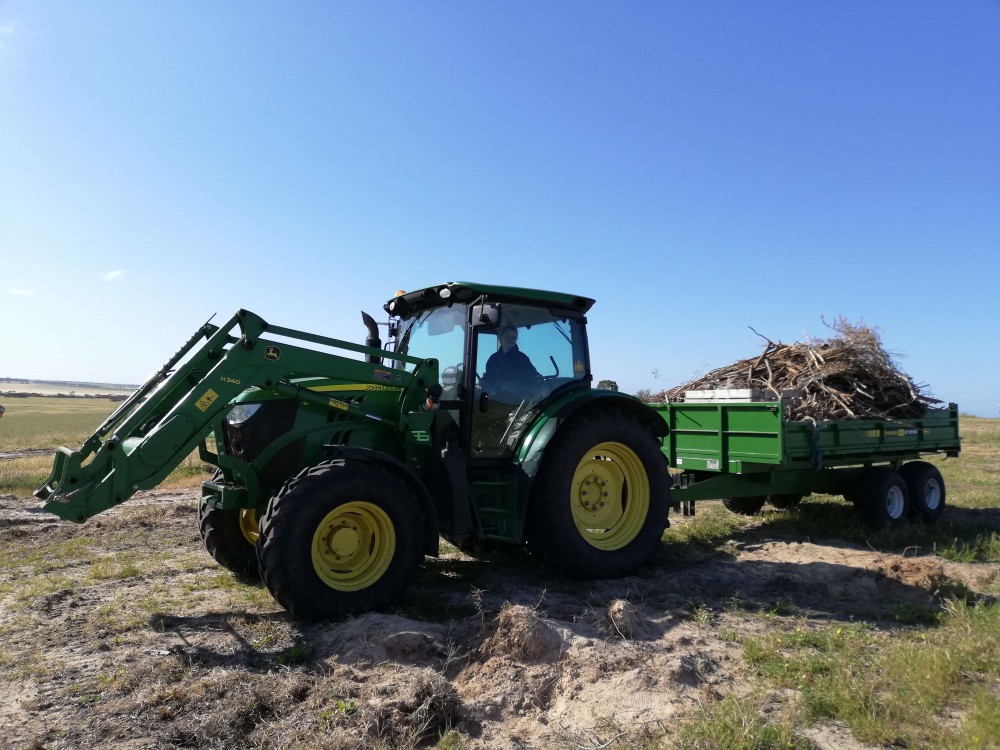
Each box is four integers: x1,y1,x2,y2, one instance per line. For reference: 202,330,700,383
472,302,501,328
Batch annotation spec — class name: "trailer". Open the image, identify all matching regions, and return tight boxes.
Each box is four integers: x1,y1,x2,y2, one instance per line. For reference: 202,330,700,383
652,398,961,527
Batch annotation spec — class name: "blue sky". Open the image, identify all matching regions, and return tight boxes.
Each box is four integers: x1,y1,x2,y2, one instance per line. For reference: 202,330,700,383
1,2,998,416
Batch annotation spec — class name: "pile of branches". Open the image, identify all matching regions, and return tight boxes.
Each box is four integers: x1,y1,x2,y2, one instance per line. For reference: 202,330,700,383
661,318,940,421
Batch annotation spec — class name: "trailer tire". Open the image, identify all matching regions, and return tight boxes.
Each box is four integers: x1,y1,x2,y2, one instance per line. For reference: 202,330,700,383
767,494,803,510
899,461,946,523
198,497,262,581
526,409,670,579
257,460,423,620
856,468,909,528
722,497,767,515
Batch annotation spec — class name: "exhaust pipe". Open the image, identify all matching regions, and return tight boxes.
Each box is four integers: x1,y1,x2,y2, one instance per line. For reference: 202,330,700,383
361,311,382,365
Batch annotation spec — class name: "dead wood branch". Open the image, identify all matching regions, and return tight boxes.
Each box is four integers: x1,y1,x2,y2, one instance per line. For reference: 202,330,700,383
661,319,940,421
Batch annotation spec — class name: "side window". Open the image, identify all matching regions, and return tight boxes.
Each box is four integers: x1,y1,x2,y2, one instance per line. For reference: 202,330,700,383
516,320,578,382
475,310,585,397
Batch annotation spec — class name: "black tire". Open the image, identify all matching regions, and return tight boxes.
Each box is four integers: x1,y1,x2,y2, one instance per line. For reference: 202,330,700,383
525,408,671,578
722,496,767,515
256,460,424,620
198,496,262,581
856,467,910,528
899,461,946,523
767,494,803,510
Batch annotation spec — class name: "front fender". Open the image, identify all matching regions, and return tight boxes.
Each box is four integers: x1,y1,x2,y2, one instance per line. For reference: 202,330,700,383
323,445,440,558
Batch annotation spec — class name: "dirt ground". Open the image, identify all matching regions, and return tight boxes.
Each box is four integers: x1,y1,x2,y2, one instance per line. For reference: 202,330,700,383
1,486,998,750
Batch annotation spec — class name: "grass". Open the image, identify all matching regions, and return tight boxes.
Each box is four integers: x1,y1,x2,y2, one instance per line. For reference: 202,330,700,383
676,694,807,750
0,396,120,450
740,600,1000,748
671,416,1000,749
0,396,216,495
2,401,998,749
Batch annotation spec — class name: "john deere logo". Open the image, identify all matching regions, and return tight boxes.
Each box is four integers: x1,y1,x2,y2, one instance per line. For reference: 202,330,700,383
264,346,281,361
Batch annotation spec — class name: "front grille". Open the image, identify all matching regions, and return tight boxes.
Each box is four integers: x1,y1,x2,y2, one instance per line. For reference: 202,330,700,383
223,399,298,463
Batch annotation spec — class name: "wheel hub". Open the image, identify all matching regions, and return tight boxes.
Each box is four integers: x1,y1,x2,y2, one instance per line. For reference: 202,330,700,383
330,525,361,558
311,502,395,592
239,508,259,545
923,479,941,510
574,466,623,528
885,485,905,519
569,441,650,550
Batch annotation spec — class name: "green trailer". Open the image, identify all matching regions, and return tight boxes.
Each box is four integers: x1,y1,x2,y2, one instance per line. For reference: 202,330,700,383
653,399,961,526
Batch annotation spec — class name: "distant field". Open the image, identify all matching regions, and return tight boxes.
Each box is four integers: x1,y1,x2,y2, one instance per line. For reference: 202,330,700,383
0,396,121,451
1,380,136,397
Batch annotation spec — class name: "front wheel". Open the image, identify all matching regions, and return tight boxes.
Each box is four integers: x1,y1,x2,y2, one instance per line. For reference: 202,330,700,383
256,460,424,620
899,461,946,522
526,409,671,578
198,497,262,581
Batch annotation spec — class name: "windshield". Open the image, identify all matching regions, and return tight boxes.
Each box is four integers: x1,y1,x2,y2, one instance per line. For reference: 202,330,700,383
393,306,468,377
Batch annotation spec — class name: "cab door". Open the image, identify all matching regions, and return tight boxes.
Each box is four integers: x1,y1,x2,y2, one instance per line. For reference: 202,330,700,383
467,306,589,459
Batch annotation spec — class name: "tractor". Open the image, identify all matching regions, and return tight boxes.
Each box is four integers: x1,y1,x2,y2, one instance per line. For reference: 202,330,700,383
37,282,672,619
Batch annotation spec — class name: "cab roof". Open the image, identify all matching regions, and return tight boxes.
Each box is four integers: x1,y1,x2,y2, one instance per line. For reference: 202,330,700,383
384,281,595,317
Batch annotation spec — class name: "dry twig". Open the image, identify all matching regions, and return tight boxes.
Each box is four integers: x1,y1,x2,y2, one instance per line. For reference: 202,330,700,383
659,318,939,421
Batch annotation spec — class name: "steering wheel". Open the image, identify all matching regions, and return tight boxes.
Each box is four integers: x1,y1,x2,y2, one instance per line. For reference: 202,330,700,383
490,373,543,405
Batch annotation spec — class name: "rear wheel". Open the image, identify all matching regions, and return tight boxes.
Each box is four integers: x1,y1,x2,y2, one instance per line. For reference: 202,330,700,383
526,409,671,578
722,496,767,515
256,460,424,620
856,467,909,528
899,461,946,522
198,496,262,581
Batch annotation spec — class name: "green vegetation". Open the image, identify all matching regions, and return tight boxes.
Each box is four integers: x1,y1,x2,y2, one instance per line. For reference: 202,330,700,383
1,401,997,749
676,694,806,750
0,396,119,450
0,396,214,495
741,601,1000,748
671,416,1000,749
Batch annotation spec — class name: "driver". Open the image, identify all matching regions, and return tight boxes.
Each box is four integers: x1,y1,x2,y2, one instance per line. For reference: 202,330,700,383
481,325,539,400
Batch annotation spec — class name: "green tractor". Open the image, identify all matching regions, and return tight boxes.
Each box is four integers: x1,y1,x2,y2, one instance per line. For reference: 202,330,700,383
36,282,672,619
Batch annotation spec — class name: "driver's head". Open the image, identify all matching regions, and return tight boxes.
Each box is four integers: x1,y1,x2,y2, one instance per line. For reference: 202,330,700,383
499,326,518,352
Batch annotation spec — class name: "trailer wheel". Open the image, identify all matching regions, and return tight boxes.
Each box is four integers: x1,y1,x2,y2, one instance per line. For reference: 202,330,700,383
198,497,262,581
526,409,670,578
899,461,946,523
722,497,766,515
856,468,909,528
256,460,423,620
767,494,803,510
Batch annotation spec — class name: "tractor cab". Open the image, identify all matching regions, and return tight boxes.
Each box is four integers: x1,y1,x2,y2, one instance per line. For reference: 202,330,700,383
386,282,596,460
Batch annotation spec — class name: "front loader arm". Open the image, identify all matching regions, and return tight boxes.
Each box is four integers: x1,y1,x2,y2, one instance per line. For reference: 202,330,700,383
35,309,429,523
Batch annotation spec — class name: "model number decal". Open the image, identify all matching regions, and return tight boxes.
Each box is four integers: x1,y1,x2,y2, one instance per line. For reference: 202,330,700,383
220,376,241,385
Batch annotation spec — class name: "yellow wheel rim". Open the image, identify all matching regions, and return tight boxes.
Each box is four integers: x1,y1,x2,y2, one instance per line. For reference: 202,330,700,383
570,441,650,550
239,508,259,545
311,501,396,592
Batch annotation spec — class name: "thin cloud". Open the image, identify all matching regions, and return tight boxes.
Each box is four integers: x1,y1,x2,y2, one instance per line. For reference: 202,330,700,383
102,269,126,282
0,22,16,52
7,288,35,297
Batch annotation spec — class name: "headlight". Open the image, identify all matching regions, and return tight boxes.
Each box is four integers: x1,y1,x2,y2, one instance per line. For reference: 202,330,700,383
225,403,262,426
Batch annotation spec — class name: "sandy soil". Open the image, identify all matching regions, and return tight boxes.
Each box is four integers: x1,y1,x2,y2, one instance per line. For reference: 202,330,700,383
1,488,997,750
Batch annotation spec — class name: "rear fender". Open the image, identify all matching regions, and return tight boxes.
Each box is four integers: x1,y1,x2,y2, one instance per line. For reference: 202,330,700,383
510,390,669,532
323,445,440,557
516,390,667,468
